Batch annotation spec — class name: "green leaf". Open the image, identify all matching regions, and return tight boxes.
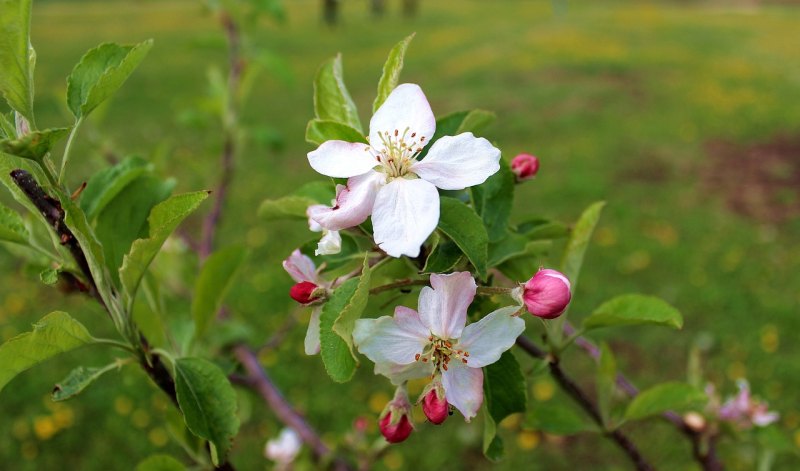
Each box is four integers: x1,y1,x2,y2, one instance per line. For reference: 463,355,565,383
258,195,317,221
373,33,415,113
560,201,605,290
527,401,597,435
624,382,706,422
192,245,248,340
52,362,120,401
596,343,616,428
517,218,570,240
331,255,372,357
488,230,529,267
67,40,154,119
0,112,15,138
583,294,684,331
319,277,360,382
456,109,497,135
292,180,336,204
419,109,496,159
305,119,366,146
313,54,362,133
495,241,551,281
483,348,527,461
0,0,34,121
174,357,239,466
423,233,463,273
0,152,55,232
471,157,514,243
0,127,70,162
437,197,488,280
120,191,209,299
0,201,27,244
39,267,59,285
79,155,152,219
0,311,93,393
135,455,186,471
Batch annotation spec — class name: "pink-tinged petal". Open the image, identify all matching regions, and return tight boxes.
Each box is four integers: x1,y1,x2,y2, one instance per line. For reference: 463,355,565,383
353,310,429,365
457,306,525,367
282,249,318,283
442,360,483,421
372,178,439,258
417,272,476,339
375,360,434,386
369,84,436,151
304,307,322,355
394,305,431,339
308,140,378,178
308,171,385,231
307,205,325,232
752,409,779,427
411,133,500,190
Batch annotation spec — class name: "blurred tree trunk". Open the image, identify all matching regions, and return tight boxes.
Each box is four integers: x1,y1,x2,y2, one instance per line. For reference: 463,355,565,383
371,0,385,17
402,0,418,17
323,0,339,25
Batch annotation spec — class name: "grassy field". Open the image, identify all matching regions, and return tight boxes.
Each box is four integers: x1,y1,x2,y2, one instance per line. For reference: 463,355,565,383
1,0,799,469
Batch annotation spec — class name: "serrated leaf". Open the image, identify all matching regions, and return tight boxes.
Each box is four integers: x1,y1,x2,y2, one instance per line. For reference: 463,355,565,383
0,201,27,244
174,357,239,466
258,195,317,221
583,294,683,331
135,455,186,471
373,33,415,113
313,54,362,133
423,234,463,273
120,191,209,299
39,267,59,285
79,155,151,219
597,343,616,428
0,127,70,162
438,197,488,280
305,119,366,146
0,0,35,121
0,311,93,393
67,40,153,119
52,363,120,401
0,112,15,138
483,349,526,461
471,157,514,243
192,245,248,340
332,255,372,357
319,277,361,382
624,382,706,422
527,401,597,435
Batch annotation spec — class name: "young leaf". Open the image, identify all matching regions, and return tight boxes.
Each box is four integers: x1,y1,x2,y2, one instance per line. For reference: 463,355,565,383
483,348,527,461
517,218,570,241
79,155,151,219
174,357,239,466
313,54,362,133
135,455,186,471
0,202,28,244
438,197,488,280
487,230,529,267
0,127,70,162
120,191,210,299
259,195,317,221
0,112,15,138
583,294,683,331
0,311,93,393
423,234,463,273
596,343,617,428
39,267,59,285
305,119,366,146
623,382,706,422
67,40,154,119
0,0,35,121
319,276,361,382
331,255,372,358
495,241,551,282
192,245,248,340
471,157,514,243
52,362,120,401
372,33,415,113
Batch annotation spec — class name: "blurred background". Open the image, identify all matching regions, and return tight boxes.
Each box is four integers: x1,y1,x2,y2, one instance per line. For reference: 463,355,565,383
1,0,799,469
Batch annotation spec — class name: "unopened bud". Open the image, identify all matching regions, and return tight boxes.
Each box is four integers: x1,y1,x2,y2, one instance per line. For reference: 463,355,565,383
522,268,571,319
379,387,414,443
511,153,539,182
15,112,30,137
420,381,449,425
289,281,320,304
683,412,706,432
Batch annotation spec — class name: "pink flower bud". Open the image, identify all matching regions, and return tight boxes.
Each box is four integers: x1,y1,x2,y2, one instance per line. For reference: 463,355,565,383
379,387,414,443
511,153,539,181
289,281,319,304
523,268,571,319
421,386,449,425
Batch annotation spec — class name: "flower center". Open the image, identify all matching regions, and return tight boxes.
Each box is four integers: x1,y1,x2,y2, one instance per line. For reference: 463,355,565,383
369,128,426,178
414,335,470,374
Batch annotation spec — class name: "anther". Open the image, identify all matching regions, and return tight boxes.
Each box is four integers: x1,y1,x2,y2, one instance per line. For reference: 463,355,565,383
415,353,421,361
442,364,448,371
394,129,398,137
411,132,416,138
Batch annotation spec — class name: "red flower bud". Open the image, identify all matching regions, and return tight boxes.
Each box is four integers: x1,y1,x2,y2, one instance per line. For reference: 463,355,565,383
523,268,571,319
511,153,539,181
379,410,414,443
289,281,319,304
422,386,449,425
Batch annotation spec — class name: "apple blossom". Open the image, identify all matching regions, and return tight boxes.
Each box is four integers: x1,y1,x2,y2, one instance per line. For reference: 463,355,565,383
307,83,501,258
265,428,302,466
718,380,779,429
308,203,341,256
353,272,525,421
521,268,572,319
378,386,414,443
510,153,539,181
282,250,331,355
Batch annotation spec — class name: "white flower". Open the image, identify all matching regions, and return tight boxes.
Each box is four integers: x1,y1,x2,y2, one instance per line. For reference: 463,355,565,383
353,272,525,421
282,250,328,355
307,83,501,258
307,204,341,256
265,428,302,465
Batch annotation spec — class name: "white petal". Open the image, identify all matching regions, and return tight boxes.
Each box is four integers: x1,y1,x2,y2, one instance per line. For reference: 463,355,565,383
265,428,302,463
372,178,439,258
417,272,476,340
307,205,325,232
307,140,378,178
375,360,434,386
353,307,430,365
457,306,525,367
369,84,436,152
315,230,341,256
308,171,385,231
303,307,322,355
442,360,483,421
282,249,318,283
411,133,501,190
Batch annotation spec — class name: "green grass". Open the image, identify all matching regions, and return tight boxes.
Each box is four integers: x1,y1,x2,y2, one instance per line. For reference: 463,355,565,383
1,0,800,469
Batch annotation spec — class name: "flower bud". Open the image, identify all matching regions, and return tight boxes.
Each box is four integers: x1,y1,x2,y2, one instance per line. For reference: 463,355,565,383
511,153,539,181
289,281,319,304
522,268,571,319
420,381,449,425
379,387,414,443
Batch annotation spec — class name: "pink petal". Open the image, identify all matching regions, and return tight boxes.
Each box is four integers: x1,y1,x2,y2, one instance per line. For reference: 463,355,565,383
308,170,384,231
282,249,318,283
418,272,476,340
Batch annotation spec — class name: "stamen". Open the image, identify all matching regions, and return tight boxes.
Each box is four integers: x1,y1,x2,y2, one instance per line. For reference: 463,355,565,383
415,353,421,361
